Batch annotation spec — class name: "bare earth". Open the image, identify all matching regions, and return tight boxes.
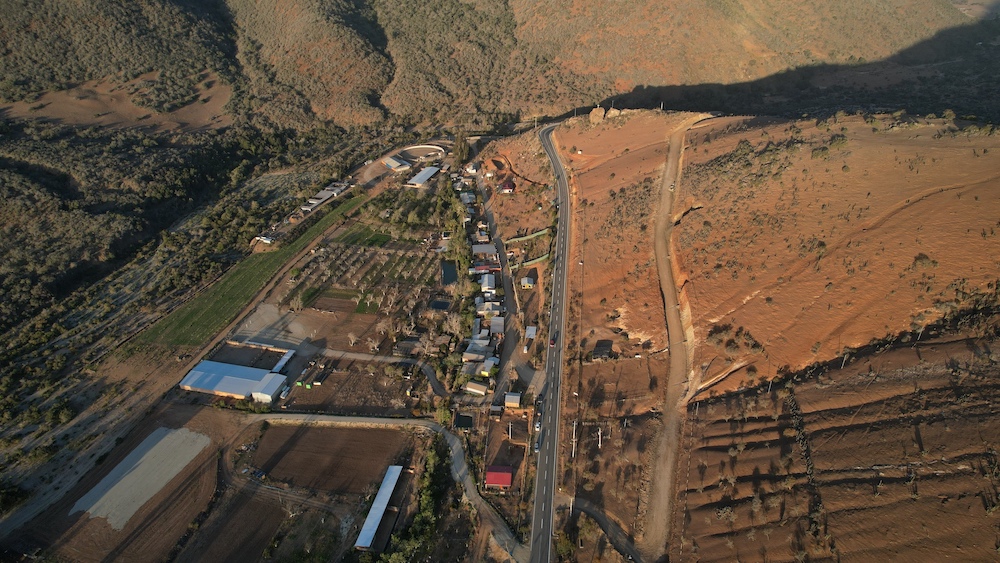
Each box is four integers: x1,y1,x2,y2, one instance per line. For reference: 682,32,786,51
0,72,233,132
675,114,1000,395
71,427,210,530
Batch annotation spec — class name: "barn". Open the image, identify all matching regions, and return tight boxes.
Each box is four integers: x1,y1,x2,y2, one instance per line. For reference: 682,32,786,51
179,360,287,403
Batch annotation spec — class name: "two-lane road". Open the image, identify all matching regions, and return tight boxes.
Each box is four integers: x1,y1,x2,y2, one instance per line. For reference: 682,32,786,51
531,124,571,563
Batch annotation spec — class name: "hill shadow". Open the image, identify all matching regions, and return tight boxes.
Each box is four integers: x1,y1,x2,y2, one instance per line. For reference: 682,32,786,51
589,17,1000,122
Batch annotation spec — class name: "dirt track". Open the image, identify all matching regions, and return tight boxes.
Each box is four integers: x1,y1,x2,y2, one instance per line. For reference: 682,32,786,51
640,114,710,559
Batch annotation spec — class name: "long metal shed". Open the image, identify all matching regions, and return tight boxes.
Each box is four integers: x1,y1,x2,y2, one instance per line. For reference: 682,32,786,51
355,465,403,551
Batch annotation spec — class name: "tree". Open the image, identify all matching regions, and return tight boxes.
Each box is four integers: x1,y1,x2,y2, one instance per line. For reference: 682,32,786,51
347,332,358,347
452,130,470,165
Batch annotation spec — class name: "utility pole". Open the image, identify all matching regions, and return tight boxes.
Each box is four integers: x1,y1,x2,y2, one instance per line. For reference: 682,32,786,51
571,420,577,458
509,421,512,439
597,426,603,449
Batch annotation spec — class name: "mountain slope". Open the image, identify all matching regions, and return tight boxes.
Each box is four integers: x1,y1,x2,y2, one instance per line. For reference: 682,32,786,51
1,0,985,128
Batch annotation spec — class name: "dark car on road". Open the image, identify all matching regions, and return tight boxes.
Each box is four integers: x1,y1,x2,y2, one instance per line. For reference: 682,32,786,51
549,331,558,347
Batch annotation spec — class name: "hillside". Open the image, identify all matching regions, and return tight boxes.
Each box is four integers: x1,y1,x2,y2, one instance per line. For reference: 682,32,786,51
674,113,1000,395
2,0,994,129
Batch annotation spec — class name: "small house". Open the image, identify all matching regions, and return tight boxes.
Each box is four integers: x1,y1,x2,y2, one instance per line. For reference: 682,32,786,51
504,392,521,409
464,381,488,396
485,466,513,489
520,277,535,290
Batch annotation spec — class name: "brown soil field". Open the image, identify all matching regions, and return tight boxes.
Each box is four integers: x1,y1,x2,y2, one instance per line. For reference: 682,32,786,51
176,491,285,563
253,425,412,493
675,113,1000,395
671,329,1000,561
284,358,414,416
0,72,232,132
6,401,244,562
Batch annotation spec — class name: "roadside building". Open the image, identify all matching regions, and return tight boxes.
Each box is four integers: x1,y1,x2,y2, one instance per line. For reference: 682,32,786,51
520,277,535,289
472,243,499,261
484,466,513,489
490,316,505,337
504,392,521,408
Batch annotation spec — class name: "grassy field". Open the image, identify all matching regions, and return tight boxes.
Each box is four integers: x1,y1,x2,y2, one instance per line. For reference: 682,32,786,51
336,223,391,247
138,196,365,347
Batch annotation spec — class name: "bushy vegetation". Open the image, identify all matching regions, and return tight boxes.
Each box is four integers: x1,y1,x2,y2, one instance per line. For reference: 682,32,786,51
377,435,455,562
0,0,234,111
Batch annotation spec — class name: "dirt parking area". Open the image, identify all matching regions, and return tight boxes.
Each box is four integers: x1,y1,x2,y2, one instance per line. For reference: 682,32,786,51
253,425,413,493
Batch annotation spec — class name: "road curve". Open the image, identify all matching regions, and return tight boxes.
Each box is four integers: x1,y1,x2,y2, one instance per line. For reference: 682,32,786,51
570,496,644,563
641,114,707,560
247,413,530,561
531,124,571,563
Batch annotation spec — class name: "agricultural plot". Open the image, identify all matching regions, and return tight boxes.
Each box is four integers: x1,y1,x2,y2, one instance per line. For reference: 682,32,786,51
140,194,365,347
252,425,413,493
672,333,1000,562
283,359,416,416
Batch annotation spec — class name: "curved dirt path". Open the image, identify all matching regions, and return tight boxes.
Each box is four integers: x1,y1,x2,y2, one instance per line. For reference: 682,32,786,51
640,114,708,560
566,495,644,562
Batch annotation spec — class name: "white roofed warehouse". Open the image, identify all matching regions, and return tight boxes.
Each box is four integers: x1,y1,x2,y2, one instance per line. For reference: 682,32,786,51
179,360,287,403
405,166,440,189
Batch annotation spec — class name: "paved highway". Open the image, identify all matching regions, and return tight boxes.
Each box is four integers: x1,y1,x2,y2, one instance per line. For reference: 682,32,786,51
531,124,571,563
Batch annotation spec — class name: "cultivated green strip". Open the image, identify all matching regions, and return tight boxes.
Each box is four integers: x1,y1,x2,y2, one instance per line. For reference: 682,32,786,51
139,196,365,347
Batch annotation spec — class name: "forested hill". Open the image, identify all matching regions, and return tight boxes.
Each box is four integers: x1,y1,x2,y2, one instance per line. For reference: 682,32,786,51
0,0,983,128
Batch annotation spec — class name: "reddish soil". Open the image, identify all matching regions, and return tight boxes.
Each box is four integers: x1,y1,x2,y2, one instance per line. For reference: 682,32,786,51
554,111,697,354
675,114,1000,395
253,425,411,493
6,401,244,562
671,330,1000,561
0,72,232,132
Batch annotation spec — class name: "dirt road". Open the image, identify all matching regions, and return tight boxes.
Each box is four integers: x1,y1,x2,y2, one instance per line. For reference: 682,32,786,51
640,114,708,560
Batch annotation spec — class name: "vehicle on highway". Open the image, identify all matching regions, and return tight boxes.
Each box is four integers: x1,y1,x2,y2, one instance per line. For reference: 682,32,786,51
535,420,541,432
549,332,558,347
534,437,541,453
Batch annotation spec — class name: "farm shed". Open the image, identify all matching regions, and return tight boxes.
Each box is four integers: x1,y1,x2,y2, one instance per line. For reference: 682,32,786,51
464,381,489,396
485,466,513,489
504,392,521,408
355,465,404,552
250,373,287,403
525,326,537,340
382,155,411,172
406,166,439,188
520,277,535,289
179,360,287,403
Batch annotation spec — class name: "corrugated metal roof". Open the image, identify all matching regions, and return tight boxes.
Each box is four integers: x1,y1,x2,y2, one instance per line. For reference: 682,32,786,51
485,466,513,487
179,360,273,398
355,465,403,550
406,166,440,186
